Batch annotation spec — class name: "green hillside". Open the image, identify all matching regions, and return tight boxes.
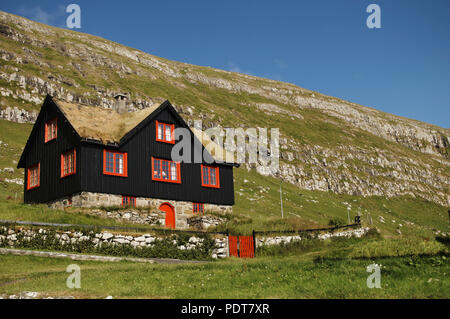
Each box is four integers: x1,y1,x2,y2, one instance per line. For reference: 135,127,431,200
0,11,448,237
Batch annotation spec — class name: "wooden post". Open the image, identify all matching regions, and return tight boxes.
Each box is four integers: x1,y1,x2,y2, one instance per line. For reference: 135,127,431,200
226,229,230,257
252,230,256,258
280,183,284,219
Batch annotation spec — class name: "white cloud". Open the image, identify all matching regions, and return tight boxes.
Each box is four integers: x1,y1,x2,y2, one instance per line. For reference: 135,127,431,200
227,61,253,76
18,5,66,27
228,62,242,73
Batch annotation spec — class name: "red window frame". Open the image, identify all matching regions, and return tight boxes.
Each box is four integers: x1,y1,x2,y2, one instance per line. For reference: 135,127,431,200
193,203,204,215
103,150,128,177
122,196,136,207
27,163,40,190
44,118,57,143
155,120,175,144
201,165,220,188
151,157,181,183
61,148,76,178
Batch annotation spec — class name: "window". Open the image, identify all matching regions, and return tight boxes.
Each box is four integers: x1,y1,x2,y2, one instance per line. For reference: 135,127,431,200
122,196,136,207
103,150,128,177
27,163,40,190
45,118,57,143
155,120,175,144
152,157,181,183
193,203,204,215
61,148,76,178
201,165,220,188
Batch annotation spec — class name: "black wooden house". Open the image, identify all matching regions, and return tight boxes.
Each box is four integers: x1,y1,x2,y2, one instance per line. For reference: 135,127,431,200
17,95,237,229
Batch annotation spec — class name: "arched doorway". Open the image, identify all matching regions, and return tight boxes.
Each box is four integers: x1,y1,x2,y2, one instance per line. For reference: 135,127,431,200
159,203,175,229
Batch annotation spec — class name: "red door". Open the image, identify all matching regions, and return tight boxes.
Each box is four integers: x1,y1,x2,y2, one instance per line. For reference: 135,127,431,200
239,236,254,258
160,203,175,229
229,236,238,257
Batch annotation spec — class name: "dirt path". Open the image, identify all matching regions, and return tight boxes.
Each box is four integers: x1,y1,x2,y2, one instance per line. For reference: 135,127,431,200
0,248,209,264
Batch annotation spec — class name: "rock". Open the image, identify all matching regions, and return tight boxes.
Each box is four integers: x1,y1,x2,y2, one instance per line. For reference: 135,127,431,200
113,238,129,244
122,213,131,219
102,232,114,240
20,292,39,299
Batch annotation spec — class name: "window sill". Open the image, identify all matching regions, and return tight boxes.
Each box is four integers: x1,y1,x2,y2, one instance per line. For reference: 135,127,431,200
103,172,128,177
155,138,175,145
201,184,220,189
61,172,76,179
44,137,57,144
152,177,181,184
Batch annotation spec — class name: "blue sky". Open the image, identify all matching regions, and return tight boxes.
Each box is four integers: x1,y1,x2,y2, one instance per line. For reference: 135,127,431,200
2,0,449,128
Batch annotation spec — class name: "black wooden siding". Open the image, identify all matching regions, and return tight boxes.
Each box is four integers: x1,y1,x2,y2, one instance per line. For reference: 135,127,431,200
23,100,81,203
22,98,235,206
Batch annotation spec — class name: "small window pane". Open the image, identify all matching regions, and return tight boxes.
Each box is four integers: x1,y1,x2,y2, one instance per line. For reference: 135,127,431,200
106,152,114,173
165,125,172,141
170,162,177,180
153,159,161,178
210,168,216,185
158,123,164,140
203,166,209,185
115,154,123,174
162,161,169,180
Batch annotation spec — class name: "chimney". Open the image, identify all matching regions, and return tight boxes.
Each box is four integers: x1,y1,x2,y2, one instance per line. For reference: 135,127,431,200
113,93,128,114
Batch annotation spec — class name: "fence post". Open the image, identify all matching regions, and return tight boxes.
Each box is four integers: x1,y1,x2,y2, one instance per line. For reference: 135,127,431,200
252,230,256,257
226,229,230,257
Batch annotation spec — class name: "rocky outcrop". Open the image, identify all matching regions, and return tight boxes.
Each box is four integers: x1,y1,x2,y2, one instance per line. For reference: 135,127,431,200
187,215,225,230
0,106,37,123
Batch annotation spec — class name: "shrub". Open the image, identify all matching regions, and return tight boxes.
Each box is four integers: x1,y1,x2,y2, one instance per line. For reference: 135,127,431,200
328,217,346,227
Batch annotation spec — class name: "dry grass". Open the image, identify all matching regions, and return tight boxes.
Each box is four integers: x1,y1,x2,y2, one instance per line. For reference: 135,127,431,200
191,127,235,163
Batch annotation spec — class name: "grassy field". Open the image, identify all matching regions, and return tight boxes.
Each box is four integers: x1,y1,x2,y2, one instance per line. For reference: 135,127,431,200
0,234,448,298
0,113,448,299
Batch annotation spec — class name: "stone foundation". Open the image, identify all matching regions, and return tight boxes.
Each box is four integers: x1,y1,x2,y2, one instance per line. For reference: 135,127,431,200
47,192,232,230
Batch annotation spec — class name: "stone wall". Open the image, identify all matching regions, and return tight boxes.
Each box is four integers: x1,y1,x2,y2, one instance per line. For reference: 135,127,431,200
47,192,232,230
0,226,229,259
256,227,370,247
